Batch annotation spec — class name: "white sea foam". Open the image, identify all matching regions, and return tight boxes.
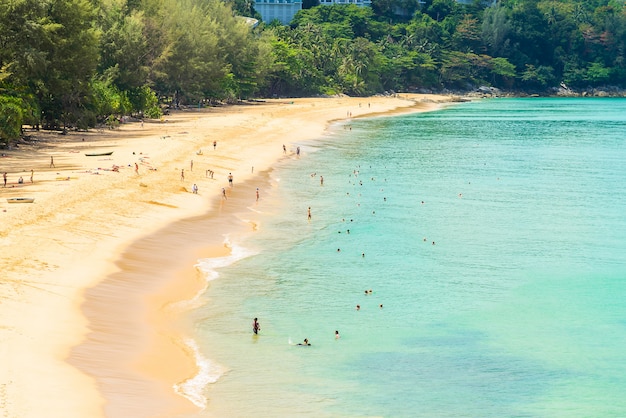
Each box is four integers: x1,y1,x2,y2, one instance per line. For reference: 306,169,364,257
173,337,228,410
195,236,257,279
170,236,257,311
172,237,254,409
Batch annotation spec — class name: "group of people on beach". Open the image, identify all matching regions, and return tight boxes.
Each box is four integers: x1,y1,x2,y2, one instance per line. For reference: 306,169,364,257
173,141,221,194
3,169,35,187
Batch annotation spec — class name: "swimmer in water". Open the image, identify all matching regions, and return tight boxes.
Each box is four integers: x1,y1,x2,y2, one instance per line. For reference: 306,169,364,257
297,338,311,346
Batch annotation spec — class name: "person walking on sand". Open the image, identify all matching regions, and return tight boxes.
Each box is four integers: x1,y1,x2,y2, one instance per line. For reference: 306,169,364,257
283,144,286,154
181,169,185,181
222,187,227,199
253,318,260,335
30,169,34,183
135,163,139,175
228,172,233,186
3,172,7,187
213,140,217,150
190,160,193,171
256,188,260,201
50,156,55,168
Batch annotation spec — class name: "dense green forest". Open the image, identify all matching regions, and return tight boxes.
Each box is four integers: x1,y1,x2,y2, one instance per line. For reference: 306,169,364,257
1,0,625,144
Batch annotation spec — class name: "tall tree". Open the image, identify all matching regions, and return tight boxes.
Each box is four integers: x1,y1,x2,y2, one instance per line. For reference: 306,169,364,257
38,0,100,129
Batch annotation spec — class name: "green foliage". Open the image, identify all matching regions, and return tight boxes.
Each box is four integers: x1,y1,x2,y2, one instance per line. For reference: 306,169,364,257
225,0,259,18
490,56,517,85
426,0,460,22
521,64,556,88
98,8,150,92
128,85,160,116
293,4,377,39
2,0,626,139
371,0,420,23
0,95,24,143
584,61,611,84
91,78,131,118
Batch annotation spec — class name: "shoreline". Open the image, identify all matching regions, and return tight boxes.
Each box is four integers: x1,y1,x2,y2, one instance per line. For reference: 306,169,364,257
0,94,455,417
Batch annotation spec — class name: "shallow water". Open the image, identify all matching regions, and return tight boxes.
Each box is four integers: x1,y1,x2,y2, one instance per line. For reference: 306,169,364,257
184,98,626,417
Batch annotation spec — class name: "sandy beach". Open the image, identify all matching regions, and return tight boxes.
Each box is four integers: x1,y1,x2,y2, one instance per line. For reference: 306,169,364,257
0,94,454,417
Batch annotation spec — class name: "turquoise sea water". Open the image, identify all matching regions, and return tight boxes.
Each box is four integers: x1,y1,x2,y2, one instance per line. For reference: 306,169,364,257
184,98,626,417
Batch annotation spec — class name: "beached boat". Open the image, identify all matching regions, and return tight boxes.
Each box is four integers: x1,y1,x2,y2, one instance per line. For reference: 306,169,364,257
7,197,35,203
85,151,114,156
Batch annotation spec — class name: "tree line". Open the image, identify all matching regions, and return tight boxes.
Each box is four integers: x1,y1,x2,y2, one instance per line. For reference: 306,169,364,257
1,0,625,144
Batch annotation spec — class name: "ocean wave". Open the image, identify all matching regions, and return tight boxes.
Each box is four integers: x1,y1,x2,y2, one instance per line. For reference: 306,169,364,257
171,237,257,311
172,240,254,409
195,236,257,279
173,337,228,410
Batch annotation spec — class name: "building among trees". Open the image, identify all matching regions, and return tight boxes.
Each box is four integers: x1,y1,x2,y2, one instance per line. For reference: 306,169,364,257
255,0,372,25
254,0,303,25
254,0,494,26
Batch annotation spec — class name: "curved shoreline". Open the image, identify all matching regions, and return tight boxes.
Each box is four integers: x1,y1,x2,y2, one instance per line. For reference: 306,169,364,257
0,95,454,417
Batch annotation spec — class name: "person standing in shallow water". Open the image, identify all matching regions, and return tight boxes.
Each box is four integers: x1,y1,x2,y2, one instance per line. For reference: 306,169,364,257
253,318,260,335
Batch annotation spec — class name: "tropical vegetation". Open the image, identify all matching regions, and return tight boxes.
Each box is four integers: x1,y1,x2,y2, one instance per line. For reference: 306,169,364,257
1,0,625,145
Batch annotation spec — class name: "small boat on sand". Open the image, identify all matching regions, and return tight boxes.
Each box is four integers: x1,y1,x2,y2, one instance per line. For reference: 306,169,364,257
85,151,114,156
7,197,35,203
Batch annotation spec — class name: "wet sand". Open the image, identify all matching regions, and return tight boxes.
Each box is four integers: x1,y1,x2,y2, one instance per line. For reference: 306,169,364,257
0,95,455,417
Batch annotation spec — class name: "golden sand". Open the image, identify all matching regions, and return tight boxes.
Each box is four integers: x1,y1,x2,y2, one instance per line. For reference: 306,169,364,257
0,95,455,417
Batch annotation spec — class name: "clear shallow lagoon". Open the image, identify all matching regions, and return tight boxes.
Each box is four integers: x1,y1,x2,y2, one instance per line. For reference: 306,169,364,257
187,98,626,417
